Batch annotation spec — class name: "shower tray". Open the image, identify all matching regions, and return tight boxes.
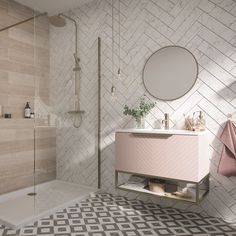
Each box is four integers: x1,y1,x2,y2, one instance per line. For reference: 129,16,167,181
0,180,98,229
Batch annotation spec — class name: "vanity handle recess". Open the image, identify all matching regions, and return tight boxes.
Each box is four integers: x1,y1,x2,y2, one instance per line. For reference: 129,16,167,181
130,133,173,138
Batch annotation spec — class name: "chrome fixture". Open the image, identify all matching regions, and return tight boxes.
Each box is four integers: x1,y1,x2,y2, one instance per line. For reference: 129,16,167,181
56,13,80,73
111,0,116,99
111,85,116,96
98,37,101,189
50,13,84,128
117,0,121,80
111,0,122,99
48,15,66,27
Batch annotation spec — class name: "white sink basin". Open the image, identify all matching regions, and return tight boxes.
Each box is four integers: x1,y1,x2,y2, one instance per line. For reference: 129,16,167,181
116,129,207,136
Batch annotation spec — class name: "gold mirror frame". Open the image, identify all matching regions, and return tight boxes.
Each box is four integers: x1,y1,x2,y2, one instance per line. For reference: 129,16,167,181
142,46,198,101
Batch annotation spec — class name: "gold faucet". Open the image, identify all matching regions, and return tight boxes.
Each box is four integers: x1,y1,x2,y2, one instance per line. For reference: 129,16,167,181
162,113,169,129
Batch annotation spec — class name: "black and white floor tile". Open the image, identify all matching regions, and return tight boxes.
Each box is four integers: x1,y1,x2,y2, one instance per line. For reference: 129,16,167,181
1,193,236,236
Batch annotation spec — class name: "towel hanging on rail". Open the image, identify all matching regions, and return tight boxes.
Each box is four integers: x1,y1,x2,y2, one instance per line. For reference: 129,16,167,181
218,120,236,177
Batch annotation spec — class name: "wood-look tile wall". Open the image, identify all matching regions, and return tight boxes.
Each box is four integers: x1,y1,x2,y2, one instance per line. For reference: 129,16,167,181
0,0,56,195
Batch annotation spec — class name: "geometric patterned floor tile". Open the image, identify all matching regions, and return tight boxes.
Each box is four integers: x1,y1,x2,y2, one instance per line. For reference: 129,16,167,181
0,193,236,236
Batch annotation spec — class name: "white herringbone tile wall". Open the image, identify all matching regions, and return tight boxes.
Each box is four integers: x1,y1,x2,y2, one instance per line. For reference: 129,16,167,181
49,15,98,188
50,0,236,222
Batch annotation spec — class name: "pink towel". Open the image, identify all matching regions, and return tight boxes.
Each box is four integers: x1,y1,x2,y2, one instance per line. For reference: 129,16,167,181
218,120,236,177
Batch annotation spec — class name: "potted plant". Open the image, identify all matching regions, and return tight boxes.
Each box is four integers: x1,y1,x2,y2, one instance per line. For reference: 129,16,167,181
123,97,156,128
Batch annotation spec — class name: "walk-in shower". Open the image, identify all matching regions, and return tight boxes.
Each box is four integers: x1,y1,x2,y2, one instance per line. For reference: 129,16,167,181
0,2,99,229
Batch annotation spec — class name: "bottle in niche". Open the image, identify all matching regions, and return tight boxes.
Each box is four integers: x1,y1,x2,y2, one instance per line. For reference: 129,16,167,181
24,102,31,118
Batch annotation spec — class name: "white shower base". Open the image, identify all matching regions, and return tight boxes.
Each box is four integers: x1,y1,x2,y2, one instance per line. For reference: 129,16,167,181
0,180,98,229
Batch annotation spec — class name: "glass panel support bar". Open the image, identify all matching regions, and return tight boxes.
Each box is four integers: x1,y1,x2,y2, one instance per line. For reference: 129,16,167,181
0,12,47,32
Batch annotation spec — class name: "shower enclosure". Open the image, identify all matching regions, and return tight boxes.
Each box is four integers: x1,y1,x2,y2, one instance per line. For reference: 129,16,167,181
0,0,99,229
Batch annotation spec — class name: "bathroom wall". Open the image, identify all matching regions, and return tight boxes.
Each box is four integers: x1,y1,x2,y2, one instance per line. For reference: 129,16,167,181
52,0,236,221
0,0,56,194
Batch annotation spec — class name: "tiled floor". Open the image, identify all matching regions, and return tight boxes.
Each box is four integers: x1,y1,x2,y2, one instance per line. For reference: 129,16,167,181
0,193,236,236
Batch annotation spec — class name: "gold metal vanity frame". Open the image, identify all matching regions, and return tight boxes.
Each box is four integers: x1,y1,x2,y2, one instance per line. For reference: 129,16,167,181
115,170,210,204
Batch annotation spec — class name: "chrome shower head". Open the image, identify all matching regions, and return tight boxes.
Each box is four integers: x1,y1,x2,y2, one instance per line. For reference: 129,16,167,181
49,15,66,27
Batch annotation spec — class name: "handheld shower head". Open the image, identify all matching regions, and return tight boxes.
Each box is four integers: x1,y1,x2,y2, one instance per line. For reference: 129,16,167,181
73,53,81,71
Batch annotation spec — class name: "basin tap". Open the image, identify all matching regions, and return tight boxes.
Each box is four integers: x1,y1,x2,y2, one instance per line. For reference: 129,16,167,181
162,113,169,129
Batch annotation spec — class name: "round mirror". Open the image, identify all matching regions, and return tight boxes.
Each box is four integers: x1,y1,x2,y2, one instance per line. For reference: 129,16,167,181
143,46,198,101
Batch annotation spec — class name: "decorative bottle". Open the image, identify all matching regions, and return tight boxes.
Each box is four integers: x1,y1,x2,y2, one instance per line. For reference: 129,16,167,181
197,111,205,131
24,102,31,118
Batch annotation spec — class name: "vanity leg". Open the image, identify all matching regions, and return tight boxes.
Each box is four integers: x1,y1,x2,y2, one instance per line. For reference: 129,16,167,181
197,174,210,203
115,171,118,188
196,182,200,204
205,174,210,196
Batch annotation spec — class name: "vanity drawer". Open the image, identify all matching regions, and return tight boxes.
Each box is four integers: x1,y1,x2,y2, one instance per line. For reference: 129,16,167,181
115,132,209,182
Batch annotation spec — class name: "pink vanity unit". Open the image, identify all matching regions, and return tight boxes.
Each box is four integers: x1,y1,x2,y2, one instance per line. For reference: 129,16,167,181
115,129,210,203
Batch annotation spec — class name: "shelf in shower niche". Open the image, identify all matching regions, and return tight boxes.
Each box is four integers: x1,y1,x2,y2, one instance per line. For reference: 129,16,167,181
0,119,57,129
35,125,56,127
68,110,85,115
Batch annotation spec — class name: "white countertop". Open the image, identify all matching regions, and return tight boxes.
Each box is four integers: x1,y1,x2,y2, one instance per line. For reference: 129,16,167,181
116,129,208,136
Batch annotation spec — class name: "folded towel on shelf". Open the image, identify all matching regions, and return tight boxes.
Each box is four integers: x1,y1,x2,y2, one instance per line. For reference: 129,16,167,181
218,120,236,177
124,175,148,189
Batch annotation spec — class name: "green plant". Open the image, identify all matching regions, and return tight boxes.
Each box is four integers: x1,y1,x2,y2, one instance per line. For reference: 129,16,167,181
123,97,156,122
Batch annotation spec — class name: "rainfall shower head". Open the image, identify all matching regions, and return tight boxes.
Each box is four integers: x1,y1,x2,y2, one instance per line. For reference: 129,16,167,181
49,15,66,27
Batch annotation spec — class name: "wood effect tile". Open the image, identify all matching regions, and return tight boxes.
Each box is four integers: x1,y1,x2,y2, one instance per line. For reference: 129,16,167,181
0,70,8,84
0,7,9,29
0,174,34,194
7,0,34,23
0,129,33,142
0,95,8,107
0,59,35,75
35,47,50,67
35,128,56,138
7,96,34,108
0,151,34,179
35,171,56,185
0,0,8,11
9,71,34,86
35,15,50,31
8,27,34,45
35,137,56,150
0,139,34,155
0,119,34,129
0,31,8,59
8,38,34,65
35,156,56,173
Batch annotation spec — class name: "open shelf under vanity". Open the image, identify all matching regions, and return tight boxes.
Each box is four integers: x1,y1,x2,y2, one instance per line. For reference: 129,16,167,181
115,171,209,203
115,129,210,203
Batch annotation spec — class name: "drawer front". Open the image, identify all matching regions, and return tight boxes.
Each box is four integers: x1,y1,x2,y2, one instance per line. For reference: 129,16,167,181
115,132,199,181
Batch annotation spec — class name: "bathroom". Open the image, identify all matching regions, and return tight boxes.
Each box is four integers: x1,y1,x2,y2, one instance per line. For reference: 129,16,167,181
0,0,236,235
